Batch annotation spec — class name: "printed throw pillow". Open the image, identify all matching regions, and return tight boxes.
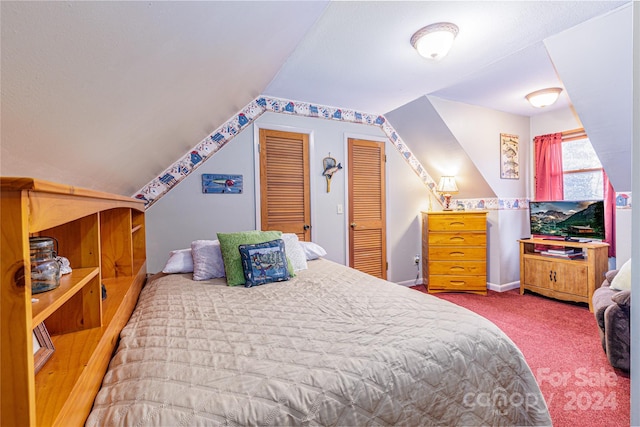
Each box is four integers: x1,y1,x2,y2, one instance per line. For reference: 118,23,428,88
239,239,291,288
217,230,284,286
610,258,632,291
281,233,308,271
191,240,226,281
162,248,194,274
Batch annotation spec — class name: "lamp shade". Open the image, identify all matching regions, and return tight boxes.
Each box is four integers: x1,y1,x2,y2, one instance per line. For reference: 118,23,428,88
525,87,563,108
411,23,459,61
436,176,458,194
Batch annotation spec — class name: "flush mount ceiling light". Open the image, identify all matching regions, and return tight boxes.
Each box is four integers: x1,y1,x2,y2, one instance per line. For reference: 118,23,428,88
525,87,563,108
411,22,459,61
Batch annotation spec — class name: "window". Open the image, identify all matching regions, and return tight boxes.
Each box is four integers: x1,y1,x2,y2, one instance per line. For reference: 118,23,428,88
561,137,603,200
533,128,614,256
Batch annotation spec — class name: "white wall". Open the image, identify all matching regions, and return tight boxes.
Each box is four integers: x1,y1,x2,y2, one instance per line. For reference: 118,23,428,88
630,3,638,421
145,120,258,273
386,137,430,285
430,97,531,287
146,101,629,288
146,111,427,285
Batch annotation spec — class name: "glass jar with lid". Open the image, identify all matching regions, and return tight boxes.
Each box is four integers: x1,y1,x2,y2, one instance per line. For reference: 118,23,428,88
29,237,61,294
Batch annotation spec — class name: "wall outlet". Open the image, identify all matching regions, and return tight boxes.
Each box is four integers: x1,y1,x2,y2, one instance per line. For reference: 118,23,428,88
414,254,420,265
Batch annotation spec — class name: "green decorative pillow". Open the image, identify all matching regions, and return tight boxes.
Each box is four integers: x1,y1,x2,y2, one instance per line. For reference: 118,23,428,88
217,230,294,286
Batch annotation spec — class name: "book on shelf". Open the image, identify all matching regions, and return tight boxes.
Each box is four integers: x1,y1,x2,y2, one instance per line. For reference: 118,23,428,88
545,247,582,255
540,250,584,259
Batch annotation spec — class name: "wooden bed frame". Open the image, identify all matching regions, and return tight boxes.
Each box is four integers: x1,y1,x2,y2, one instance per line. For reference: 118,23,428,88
1,177,147,426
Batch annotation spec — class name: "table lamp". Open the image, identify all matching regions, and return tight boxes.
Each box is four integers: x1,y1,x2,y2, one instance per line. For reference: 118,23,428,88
437,176,458,210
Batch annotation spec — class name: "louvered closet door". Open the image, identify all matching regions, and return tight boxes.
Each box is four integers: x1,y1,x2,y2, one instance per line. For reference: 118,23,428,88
259,129,311,241
348,138,387,279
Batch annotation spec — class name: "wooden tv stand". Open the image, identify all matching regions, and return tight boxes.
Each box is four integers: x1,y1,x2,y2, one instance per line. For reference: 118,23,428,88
518,238,609,312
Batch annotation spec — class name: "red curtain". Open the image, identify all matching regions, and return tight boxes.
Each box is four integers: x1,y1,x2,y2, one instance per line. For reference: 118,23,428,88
603,171,616,257
534,131,615,256
534,133,563,200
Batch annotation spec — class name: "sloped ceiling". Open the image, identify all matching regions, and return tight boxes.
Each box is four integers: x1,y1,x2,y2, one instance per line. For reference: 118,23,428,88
0,1,631,196
0,1,328,195
265,0,619,115
545,5,633,191
385,96,495,200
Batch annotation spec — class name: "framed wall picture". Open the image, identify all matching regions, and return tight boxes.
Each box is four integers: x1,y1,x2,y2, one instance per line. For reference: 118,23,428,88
33,322,55,374
500,133,519,179
202,174,243,194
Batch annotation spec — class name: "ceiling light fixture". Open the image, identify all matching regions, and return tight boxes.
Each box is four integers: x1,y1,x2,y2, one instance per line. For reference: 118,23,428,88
411,22,459,61
525,87,563,108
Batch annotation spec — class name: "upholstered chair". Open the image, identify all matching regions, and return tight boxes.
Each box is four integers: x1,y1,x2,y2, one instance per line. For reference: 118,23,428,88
592,268,631,371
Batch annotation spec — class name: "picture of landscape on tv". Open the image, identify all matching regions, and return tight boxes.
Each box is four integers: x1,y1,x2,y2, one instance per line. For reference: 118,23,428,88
529,200,605,241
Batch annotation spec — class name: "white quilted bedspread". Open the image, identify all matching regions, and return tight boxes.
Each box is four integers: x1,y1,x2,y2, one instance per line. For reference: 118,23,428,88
87,259,551,426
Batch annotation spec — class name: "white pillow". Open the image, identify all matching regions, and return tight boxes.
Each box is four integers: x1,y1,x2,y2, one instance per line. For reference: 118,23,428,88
191,240,226,280
299,241,327,260
610,259,632,291
162,249,193,274
281,233,308,271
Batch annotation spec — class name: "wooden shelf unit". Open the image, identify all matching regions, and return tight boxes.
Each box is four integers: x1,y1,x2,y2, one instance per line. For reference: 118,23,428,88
1,177,146,427
518,238,609,312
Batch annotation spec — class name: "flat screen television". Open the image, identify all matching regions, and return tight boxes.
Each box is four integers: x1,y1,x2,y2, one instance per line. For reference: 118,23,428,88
529,200,605,241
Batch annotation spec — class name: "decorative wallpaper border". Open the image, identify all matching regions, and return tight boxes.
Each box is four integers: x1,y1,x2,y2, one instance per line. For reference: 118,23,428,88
134,96,441,209
133,95,633,213
452,197,528,211
451,194,633,213
615,192,632,208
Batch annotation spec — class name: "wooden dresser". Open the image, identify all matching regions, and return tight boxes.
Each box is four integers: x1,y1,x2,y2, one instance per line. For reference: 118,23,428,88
422,211,488,294
1,177,146,427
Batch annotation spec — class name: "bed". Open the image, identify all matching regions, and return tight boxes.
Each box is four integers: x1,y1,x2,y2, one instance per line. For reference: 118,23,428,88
86,252,551,426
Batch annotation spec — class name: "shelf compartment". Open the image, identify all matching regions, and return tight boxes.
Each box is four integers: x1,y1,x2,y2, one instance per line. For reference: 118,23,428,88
31,267,100,329
101,209,134,278
522,253,588,264
34,265,146,427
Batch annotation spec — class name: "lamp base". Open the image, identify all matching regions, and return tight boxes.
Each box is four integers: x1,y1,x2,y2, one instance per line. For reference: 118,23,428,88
443,194,453,210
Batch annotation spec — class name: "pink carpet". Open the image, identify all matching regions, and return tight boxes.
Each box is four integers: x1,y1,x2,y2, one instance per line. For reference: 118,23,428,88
410,286,630,427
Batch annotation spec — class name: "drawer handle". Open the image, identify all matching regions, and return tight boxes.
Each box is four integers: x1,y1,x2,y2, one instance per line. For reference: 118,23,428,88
449,237,465,242
450,252,465,257
450,266,465,272
450,281,466,286
449,221,465,227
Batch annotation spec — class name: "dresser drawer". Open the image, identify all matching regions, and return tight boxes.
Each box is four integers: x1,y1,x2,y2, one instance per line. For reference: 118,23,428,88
428,246,486,261
427,214,486,232
428,275,487,290
428,232,486,246
428,260,486,276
